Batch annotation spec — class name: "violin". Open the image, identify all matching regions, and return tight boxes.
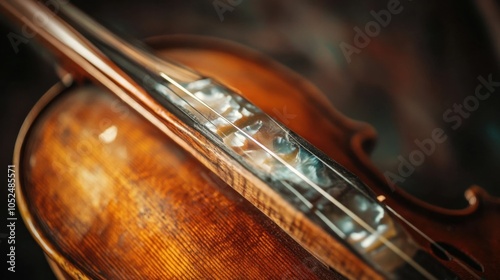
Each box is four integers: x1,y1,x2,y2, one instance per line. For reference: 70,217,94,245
2,0,499,279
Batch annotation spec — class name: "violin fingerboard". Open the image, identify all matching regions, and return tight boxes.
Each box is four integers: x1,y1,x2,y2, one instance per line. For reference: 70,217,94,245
157,77,420,277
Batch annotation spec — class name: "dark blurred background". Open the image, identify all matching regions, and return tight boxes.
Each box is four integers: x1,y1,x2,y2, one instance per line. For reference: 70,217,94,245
1,0,499,279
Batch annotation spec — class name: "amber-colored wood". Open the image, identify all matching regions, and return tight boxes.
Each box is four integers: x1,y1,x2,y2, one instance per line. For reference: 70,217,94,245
12,34,384,278
153,36,500,279
13,33,386,277
6,0,498,277
6,2,383,278
13,34,499,279
18,84,342,279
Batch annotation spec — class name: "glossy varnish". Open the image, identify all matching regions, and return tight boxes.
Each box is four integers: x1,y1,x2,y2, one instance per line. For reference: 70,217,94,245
20,84,345,279
15,35,379,278
15,35,500,279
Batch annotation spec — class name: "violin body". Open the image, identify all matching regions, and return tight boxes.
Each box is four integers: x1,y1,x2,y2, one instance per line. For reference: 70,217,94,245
21,87,338,279
15,35,500,279
11,17,499,280
16,37,357,279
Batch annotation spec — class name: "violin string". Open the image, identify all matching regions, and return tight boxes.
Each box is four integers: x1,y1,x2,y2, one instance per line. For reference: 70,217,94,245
268,119,475,273
386,206,481,279
53,3,428,276
30,1,467,278
160,73,436,280
281,180,346,239
264,118,376,199
241,85,481,279
59,4,402,266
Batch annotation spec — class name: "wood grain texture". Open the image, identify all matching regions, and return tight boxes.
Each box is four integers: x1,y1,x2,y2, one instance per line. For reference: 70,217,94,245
16,34,498,279
14,35,386,279
152,36,499,279
4,2,382,275
19,85,342,279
